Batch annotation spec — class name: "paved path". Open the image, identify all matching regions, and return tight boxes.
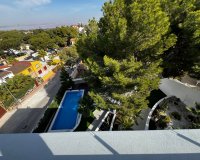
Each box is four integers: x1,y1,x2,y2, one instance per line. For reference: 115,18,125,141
181,75,200,87
87,110,107,131
0,71,61,133
160,78,200,107
132,108,151,130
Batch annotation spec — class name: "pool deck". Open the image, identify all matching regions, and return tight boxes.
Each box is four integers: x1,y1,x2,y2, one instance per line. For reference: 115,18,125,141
87,110,107,131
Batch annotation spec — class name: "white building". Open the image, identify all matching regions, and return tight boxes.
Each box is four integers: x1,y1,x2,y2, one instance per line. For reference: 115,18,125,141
20,44,31,51
0,70,14,85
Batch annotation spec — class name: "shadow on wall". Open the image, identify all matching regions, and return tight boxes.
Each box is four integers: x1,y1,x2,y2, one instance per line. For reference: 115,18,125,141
0,132,200,160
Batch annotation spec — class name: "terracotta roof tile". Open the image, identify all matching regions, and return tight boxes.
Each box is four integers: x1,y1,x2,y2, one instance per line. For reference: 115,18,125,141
8,61,31,74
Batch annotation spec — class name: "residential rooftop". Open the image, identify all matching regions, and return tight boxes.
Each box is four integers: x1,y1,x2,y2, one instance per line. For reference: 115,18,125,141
0,70,12,78
8,61,31,74
0,65,9,70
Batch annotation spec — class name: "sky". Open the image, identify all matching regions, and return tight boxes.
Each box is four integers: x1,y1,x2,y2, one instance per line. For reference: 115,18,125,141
0,0,107,28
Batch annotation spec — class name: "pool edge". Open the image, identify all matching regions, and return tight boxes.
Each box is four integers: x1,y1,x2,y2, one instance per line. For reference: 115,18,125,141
48,90,84,132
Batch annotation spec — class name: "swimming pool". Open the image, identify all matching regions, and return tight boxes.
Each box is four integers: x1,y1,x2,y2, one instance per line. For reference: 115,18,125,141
48,90,84,132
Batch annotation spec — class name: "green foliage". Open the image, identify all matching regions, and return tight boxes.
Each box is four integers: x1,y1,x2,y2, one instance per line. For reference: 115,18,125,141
33,99,59,133
76,18,99,59
84,55,162,128
0,26,79,51
46,26,78,46
0,75,35,108
157,115,171,129
161,0,200,77
170,111,181,120
78,95,94,118
59,46,79,66
161,0,196,25
38,49,47,61
56,68,74,103
186,103,200,129
53,36,65,47
0,30,24,50
192,64,200,77
29,32,54,50
76,0,176,129
97,0,174,59
47,26,78,39
6,56,18,64
75,113,95,131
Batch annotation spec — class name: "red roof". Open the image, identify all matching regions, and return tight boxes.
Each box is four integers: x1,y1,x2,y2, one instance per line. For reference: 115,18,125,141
8,61,31,74
0,65,9,70
12,61,32,66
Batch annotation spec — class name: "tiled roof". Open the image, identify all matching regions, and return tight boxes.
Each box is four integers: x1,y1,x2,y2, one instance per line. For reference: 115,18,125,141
0,65,9,70
8,61,31,74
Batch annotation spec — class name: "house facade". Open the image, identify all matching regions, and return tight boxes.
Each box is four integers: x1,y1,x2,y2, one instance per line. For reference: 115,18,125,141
8,61,54,82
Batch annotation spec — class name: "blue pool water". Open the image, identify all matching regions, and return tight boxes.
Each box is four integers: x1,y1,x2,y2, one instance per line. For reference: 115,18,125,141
51,90,84,130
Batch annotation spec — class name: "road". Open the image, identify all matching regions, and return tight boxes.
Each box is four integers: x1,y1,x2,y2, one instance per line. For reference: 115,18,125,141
0,71,61,133
159,78,200,107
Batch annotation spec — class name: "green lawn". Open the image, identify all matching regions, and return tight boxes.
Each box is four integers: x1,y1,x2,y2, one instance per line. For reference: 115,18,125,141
147,89,166,109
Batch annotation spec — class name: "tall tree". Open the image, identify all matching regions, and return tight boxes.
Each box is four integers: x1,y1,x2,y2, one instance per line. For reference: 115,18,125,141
56,67,74,103
38,49,47,61
161,0,200,77
0,75,34,108
59,46,79,67
77,0,175,129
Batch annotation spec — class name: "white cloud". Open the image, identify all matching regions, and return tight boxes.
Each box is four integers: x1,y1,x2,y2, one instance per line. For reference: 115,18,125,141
15,0,52,7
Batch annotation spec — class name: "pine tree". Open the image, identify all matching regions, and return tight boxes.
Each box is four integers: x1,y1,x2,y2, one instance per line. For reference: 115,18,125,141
56,68,74,103
161,0,200,77
77,0,176,129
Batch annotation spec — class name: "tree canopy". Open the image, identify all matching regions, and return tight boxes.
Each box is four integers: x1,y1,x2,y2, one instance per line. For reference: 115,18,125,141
0,75,34,108
161,0,200,77
77,0,177,129
0,26,79,51
28,32,55,50
59,46,79,67
0,31,24,50
38,49,47,61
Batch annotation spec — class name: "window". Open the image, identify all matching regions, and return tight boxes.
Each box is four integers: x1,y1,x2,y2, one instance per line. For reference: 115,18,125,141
44,66,47,70
38,70,42,74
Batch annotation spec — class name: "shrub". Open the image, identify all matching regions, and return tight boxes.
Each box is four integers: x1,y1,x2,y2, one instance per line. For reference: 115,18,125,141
33,100,59,133
170,112,181,120
164,116,171,123
187,115,196,122
157,115,171,129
